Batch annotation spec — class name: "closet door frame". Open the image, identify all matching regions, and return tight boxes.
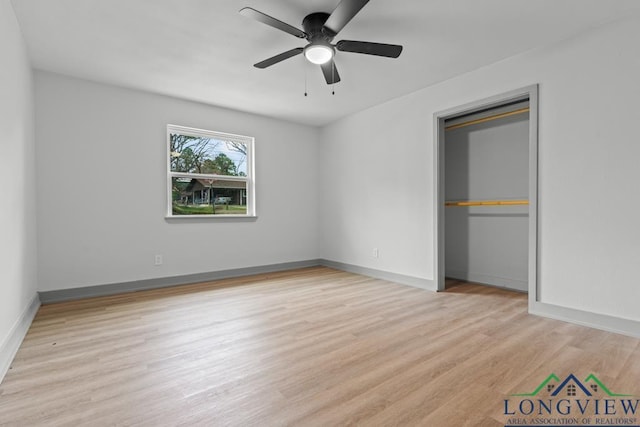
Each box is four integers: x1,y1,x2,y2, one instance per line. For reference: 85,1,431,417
433,84,539,305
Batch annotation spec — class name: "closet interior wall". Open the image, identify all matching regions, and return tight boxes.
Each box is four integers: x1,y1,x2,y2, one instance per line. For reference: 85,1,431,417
444,101,530,292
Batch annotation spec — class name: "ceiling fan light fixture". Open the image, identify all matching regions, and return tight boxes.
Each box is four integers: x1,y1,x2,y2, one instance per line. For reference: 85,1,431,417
304,43,334,65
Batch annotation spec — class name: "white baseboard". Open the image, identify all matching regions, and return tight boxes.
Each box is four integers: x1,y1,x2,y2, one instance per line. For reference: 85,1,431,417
0,294,41,384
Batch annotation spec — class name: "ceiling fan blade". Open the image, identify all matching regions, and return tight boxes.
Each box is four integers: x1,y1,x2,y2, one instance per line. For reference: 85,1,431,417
240,7,307,39
336,40,403,58
254,48,304,69
320,60,341,84
323,0,370,37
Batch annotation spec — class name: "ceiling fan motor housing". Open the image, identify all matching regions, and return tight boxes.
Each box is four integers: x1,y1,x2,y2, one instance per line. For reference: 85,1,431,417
303,13,334,42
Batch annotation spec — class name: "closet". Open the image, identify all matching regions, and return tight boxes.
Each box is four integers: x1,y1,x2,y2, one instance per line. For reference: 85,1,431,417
443,100,530,292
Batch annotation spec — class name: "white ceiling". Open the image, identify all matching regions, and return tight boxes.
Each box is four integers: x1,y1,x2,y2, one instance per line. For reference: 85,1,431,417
10,0,640,126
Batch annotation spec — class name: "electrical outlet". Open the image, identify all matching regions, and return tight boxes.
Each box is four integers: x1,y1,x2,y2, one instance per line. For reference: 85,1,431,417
154,254,163,266
373,248,379,258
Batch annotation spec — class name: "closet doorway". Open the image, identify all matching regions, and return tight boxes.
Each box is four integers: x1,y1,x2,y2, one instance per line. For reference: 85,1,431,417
434,85,538,300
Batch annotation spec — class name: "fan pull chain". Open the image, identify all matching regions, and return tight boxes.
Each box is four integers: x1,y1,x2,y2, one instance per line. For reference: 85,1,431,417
304,62,308,97
332,62,335,95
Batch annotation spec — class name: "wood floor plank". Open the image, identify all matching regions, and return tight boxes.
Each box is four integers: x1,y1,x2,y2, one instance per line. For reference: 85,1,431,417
1,267,638,426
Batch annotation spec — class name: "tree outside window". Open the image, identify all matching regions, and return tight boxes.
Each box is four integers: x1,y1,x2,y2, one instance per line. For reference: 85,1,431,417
167,125,254,217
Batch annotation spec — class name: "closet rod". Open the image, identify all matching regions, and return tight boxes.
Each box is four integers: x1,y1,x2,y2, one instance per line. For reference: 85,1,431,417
445,107,530,131
445,200,529,207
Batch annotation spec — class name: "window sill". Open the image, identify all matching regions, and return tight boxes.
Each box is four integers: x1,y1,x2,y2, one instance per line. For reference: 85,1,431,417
165,215,258,222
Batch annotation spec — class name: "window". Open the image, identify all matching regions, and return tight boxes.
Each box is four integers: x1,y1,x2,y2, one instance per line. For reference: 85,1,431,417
566,384,576,396
167,125,255,217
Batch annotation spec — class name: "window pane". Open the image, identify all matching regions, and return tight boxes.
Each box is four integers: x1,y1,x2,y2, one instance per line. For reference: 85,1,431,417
169,133,247,177
171,177,248,215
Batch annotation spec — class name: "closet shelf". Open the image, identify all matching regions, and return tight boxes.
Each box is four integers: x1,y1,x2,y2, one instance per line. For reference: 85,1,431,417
445,107,530,131
445,200,529,207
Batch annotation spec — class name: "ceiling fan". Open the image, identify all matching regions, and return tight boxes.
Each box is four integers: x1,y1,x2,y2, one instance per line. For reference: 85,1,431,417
239,0,403,85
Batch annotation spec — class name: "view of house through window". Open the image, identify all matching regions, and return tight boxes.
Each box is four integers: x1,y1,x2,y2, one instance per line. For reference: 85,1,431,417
167,125,254,216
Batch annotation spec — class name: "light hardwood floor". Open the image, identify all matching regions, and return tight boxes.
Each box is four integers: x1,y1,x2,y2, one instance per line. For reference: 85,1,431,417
1,267,638,426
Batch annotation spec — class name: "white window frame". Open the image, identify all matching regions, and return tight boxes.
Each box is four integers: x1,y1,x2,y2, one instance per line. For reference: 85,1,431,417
166,124,255,218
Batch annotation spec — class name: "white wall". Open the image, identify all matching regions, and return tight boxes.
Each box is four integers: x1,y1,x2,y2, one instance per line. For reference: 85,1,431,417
0,0,38,353
35,72,320,291
321,14,640,322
